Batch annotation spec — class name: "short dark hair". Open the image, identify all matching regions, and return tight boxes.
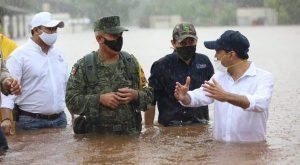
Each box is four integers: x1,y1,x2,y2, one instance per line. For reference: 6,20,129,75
223,49,249,60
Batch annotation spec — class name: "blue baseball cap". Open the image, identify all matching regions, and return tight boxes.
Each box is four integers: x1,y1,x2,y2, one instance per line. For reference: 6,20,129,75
204,30,250,58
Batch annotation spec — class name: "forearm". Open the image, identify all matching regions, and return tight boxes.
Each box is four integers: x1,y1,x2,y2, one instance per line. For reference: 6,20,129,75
225,92,250,109
66,91,100,114
0,108,12,120
144,105,155,125
181,88,213,107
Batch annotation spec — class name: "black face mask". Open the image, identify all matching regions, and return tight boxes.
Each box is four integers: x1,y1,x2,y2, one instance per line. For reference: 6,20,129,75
176,45,196,61
104,36,123,52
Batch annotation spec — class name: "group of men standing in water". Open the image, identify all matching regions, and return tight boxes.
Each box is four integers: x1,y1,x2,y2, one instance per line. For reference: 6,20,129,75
0,11,274,151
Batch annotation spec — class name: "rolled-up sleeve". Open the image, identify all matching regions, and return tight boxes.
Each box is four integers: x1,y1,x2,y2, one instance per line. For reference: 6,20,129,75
180,87,214,107
1,94,15,109
244,73,274,112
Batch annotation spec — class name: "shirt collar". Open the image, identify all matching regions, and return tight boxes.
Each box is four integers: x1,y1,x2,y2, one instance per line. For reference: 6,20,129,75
223,61,257,81
238,61,256,80
244,61,256,76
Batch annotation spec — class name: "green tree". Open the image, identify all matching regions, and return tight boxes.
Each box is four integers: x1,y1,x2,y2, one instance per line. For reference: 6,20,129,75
264,0,300,24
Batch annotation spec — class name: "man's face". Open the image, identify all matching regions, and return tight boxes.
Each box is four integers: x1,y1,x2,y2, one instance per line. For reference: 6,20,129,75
97,32,123,53
215,50,227,60
215,49,235,66
173,37,197,48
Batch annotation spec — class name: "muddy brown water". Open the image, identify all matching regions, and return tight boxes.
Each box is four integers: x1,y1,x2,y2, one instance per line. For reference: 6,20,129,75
1,26,299,164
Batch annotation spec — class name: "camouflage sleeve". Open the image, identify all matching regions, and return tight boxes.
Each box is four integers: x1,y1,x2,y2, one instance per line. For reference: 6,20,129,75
65,59,100,115
0,60,11,95
138,63,148,88
131,56,153,112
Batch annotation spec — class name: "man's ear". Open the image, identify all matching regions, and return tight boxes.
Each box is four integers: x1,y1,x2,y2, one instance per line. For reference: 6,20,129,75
230,51,238,60
32,27,40,36
96,35,104,43
171,39,176,48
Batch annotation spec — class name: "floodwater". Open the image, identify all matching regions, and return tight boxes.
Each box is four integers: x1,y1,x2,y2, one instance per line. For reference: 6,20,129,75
1,26,300,164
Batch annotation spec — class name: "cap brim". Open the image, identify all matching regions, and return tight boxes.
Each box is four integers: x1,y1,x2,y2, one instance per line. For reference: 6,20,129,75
45,20,64,28
105,26,128,34
177,34,198,43
204,41,220,50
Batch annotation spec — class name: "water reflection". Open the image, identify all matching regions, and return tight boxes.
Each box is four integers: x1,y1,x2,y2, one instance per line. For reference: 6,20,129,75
0,124,277,164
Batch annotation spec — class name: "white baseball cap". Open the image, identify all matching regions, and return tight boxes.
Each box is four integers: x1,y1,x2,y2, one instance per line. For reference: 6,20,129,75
30,12,64,30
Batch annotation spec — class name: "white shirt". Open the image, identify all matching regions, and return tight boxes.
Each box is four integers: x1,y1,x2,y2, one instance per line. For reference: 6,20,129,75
184,62,274,142
1,39,68,115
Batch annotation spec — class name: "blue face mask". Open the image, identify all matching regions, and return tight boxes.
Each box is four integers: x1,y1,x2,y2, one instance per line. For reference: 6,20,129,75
175,45,196,61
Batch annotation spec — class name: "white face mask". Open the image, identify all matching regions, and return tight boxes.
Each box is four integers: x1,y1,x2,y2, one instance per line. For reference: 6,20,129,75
214,58,227,73
39,32,57,46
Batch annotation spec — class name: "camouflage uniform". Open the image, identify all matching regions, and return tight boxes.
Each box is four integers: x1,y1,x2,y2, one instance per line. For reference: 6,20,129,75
66,16,153,134
0,50,11,150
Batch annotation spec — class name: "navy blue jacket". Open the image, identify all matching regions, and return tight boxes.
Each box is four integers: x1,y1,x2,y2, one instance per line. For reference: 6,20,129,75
149,52,214,126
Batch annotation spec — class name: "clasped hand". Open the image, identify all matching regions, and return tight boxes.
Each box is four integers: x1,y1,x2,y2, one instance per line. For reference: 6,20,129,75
3,77,22,95
99,87,138,109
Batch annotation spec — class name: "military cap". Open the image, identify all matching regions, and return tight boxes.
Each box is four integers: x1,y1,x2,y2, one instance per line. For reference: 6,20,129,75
94,16,128,34
172,23,197,42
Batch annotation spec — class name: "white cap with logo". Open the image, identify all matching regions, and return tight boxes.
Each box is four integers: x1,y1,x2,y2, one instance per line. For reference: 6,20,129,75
30,12,64,30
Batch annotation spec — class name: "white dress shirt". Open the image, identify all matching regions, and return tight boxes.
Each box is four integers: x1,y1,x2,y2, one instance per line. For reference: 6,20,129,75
184,62,274,142
1,39,68,115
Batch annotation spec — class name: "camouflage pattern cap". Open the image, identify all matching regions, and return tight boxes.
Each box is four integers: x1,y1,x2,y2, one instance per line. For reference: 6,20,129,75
94,16,128,34
172,23,197,42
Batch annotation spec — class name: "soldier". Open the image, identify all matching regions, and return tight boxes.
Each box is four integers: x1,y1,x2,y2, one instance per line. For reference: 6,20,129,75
0,33,18,132
66,16,153,134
